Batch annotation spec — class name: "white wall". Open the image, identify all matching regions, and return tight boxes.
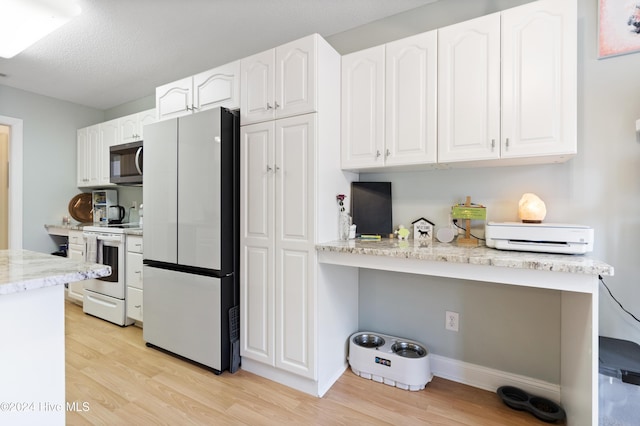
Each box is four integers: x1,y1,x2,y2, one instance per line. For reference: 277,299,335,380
327,0,640,382
0,85,104,253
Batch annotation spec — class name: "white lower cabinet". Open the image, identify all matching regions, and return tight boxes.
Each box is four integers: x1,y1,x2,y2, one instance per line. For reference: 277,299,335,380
126,235,144,323
67,230,85,303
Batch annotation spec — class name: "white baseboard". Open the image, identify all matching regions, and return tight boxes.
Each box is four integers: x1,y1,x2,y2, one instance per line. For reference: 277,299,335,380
430,354,561,402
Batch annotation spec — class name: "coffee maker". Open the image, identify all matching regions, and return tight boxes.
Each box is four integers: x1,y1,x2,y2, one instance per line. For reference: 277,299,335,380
92,189,118,223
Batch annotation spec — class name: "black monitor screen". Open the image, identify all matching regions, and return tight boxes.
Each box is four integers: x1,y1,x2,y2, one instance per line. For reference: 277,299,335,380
350,182,392,236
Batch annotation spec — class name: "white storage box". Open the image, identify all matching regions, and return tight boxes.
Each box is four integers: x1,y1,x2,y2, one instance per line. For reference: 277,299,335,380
348,331,433,391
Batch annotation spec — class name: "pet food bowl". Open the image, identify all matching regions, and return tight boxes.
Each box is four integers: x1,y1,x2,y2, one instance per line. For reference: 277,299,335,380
348,331,432,391
497,386,566,423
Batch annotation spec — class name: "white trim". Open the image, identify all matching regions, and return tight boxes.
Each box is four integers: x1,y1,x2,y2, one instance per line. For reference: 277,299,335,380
0,115,23,249
430,353,561,403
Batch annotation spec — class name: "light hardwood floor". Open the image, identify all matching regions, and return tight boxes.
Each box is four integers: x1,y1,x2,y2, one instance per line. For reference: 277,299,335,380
65,301,547,425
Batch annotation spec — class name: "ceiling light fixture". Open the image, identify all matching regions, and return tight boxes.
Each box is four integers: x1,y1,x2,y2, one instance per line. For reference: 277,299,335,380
0,0,81,59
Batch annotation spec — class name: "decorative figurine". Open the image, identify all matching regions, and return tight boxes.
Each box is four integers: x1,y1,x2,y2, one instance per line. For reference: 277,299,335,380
395,225,410,240
412,217,435,241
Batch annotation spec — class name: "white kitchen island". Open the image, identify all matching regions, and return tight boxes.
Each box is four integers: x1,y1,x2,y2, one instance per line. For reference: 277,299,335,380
0,250,110,426
317,239,614,426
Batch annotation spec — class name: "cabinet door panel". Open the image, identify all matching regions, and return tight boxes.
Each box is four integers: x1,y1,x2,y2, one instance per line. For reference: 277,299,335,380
276,35,316,118
194,61,240,111
438,13,500,162
241,50,275,125
241,122,274,241
275,115,315,244
126,251,143,289
77,128,88,187
87,125,101,186
241,245,274,364
501,0,576,158
156,77,193,121
341,46,385,169
385,30,437,165
276,248,313,378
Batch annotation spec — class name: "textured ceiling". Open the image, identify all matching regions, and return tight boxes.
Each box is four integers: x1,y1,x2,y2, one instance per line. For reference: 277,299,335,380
0,0,436,110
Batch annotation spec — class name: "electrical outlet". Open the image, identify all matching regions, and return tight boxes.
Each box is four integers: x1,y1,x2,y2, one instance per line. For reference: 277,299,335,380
445,311,459,332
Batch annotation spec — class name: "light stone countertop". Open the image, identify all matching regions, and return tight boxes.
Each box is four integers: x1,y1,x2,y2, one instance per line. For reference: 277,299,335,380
0,249,112,296
316,239,614,276
44,223,143,236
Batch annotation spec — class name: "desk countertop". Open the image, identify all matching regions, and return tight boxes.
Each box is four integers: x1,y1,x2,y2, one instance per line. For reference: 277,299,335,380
0,249,111,296
316,239,614,276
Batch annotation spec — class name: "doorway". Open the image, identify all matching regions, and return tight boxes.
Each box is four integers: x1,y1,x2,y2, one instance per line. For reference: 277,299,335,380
0,115,23,249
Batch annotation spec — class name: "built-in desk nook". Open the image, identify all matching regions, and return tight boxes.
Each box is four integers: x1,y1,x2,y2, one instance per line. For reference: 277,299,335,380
316,239,614,426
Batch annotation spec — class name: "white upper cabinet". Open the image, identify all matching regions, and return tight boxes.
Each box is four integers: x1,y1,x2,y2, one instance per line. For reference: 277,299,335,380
77,109,155,188
385,30,438,166
500,0,576,160
98,119,119,186
156,61,240,121
118,109,156,144
438,13,501,163
77,125,101,188
156,76,192,121
438,0,576,165
341,30,438,170
193,61,240,112
341,46,385,169
241,34,317,125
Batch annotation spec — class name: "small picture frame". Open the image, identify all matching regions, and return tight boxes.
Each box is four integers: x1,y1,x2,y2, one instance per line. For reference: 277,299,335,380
412,217,435,241
598,0,640,58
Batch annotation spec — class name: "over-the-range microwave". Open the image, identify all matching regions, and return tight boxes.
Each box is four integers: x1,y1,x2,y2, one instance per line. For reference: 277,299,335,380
110,141,143,185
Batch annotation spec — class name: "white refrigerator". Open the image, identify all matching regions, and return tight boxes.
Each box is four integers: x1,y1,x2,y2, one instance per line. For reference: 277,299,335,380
142,107,240,374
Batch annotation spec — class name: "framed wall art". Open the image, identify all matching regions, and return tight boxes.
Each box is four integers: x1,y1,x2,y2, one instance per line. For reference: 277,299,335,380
598,0,640,58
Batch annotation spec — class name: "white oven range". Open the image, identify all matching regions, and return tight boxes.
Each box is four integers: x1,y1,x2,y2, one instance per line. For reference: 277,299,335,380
82,224,138,326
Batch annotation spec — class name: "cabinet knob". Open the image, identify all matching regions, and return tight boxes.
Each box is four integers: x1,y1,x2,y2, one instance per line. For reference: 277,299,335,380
491,139,496,151
274,101,280,109
266,103,273,110
376,150,381,158
266,165,273,172
505,138,510,149
385,149,390,157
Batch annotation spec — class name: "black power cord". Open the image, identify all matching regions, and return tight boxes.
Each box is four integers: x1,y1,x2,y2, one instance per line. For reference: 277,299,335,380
452,219,486,241
599,275,640,324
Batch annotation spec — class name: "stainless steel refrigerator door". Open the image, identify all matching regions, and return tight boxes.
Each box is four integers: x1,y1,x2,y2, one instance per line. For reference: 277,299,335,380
143,118,178,264
143,266,222,370
178,109,222,270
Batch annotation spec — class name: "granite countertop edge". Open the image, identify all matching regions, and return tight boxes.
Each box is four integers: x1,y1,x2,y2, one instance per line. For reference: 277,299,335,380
44,223,143,236
1,250,112,296
316,239,614,276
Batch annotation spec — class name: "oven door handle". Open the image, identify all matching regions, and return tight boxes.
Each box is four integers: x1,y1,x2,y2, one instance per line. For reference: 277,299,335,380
96,235,123,244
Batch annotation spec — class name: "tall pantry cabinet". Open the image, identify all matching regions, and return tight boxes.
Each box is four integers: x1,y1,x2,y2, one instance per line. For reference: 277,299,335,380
240,33,358,396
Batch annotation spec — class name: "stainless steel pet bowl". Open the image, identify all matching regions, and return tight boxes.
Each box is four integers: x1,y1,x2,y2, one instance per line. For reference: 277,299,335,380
391,341,427,358
352,333,385,348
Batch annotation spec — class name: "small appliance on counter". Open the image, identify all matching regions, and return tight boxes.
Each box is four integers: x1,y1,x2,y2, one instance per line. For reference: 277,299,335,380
92,189,118,223
485,222,594,254
108,205,125,224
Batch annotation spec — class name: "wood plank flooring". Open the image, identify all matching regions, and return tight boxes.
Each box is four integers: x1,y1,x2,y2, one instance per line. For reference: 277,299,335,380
65,301,548,425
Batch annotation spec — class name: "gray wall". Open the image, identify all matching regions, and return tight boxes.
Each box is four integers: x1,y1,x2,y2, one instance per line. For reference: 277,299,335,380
0,85,104,252
327,0,640,383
